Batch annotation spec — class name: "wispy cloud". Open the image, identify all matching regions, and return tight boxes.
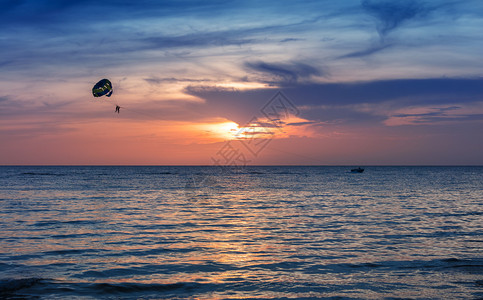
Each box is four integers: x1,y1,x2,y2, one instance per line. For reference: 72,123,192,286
142,32,255,50
144,77,213,85
244,61,324,85
339,0,437,59
391,106,462,118
337,44,393,59
361,0,432,38
385,105,483,126
279,38,303,43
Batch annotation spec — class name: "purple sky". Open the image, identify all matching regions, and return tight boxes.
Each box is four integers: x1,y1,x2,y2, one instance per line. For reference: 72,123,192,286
1,0,482,165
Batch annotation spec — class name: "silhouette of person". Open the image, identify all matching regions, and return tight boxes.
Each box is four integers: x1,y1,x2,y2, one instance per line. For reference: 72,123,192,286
115,105,120,113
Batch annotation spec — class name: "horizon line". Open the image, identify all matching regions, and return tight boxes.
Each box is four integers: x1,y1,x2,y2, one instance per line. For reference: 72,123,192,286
2,164,482,167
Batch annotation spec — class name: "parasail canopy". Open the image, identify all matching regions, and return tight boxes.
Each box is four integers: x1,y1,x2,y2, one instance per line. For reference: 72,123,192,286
92,79,113,97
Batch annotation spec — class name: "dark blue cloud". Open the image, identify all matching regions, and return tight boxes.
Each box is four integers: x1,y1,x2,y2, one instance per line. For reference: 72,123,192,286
286,121,318,126
337,44,393,59
391,113,483,125
339,0,437,59
301,106,386,126
0,0,235,26
244,61,324,85
280,78,483,107
388,106,483,125
361,0,432,37
143,33,254,50
392,106,461,118
184,86,278,125
144,77,212,84
279,38,302,43
187,78,483,125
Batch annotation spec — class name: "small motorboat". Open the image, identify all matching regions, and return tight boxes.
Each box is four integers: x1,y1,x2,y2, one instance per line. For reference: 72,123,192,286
351,167,364,173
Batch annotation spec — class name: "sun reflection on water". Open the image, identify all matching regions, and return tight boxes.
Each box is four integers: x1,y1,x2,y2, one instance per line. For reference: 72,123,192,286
0,166,481,298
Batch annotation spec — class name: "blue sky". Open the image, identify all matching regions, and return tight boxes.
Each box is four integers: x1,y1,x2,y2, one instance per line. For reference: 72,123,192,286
1,0,482,165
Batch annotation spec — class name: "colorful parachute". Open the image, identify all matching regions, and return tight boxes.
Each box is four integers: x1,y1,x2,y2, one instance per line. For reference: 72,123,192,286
92,79,113,97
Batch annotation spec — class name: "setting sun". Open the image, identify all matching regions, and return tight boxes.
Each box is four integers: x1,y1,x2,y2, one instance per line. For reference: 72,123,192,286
201,121,241,141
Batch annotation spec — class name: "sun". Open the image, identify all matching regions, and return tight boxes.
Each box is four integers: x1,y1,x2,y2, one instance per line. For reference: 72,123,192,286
216,121,241,140
201,121,241,140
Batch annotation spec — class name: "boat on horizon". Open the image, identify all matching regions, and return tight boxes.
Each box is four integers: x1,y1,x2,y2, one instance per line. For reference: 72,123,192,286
351,167,364,173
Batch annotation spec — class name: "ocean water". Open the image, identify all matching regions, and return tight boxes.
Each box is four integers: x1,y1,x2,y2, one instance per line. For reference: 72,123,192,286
0,166,481,299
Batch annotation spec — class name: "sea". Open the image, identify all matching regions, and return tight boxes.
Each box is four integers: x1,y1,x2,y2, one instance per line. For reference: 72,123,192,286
0,166,481,299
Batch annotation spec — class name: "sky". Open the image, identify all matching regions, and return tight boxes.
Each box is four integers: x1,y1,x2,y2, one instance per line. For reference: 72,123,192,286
1,0,482,165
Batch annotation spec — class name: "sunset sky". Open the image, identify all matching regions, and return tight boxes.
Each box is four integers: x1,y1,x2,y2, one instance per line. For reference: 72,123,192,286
1,0,482,165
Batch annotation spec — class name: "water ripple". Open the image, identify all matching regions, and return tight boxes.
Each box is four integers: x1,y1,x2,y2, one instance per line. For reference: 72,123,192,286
0,166,481,299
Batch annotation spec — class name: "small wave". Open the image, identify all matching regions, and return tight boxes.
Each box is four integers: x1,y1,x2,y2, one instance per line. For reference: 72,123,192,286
51,233,94,239
368,258,483,273
91,282,188,293
146,172,176,175
20,172,64,176
0,278,44,295
439,258,483,273
442,258,461,263
43,248,103,256
30,220,59,227
31,219,96,227
75,262,235,279
347,262,384,268
116,246,203,257
0,278,203,298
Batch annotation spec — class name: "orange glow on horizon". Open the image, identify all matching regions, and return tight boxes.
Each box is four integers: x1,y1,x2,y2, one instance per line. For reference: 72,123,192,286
197,115,320,142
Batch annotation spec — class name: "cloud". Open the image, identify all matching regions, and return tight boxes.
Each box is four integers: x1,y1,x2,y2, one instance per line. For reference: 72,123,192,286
187,77,483,127
361,0,432,38
144,77,212,85
142,32,254,50
279,38,303,43
0,8,328,79
135,15,329,53
244,61,324,85
288,78,483,106
391,106,462,118
338,0,437,59
286,121,318,126
338,44,393,59
385,106,483,126
0,1,235,27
